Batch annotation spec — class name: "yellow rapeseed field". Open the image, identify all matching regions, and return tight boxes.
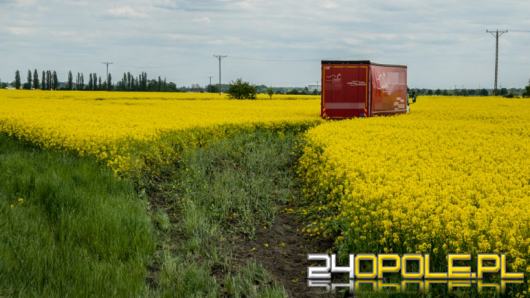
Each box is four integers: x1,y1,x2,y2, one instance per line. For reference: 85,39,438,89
1,90,528,274
298,97,530,273
0,90,320,172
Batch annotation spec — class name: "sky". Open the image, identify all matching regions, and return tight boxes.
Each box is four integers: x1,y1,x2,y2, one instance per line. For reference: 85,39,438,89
0,0,529,89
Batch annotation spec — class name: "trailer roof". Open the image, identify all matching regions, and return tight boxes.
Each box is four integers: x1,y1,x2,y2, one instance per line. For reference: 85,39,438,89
322,60,407,68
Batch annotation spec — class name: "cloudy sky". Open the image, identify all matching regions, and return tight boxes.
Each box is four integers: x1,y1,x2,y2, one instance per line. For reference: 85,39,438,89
1,0,529,88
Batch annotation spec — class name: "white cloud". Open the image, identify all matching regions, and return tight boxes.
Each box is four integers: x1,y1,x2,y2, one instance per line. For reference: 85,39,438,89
192,16,211,24
15,0,36,5
320,0,337,9
106,5,147,18
6,26,33,35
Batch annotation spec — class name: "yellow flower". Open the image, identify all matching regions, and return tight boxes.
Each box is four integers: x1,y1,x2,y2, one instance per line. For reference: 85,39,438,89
0,89,320,174
298,96,530,275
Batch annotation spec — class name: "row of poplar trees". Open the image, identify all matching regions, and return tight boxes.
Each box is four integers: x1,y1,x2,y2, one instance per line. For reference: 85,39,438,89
13,70,176,91
14,70,110,91
14,70,59,90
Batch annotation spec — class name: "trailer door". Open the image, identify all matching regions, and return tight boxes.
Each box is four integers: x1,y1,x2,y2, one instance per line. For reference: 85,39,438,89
370,65,407,115
322,64,369,118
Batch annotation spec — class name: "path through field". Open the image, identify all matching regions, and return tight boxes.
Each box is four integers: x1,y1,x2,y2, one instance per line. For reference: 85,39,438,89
143,128,333,297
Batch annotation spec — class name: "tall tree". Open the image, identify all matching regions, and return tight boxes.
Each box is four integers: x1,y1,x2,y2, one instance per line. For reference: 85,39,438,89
46,70,52,90
121,73,127,91
88,74,93,90
52,71,58,90
42,71,46,90
14,70,21,89
33,69,39,89
25,70,32,89
107,73,112,90
67,71,73,90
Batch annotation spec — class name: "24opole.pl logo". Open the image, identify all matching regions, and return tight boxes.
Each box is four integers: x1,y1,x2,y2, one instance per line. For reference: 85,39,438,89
307,253,526,294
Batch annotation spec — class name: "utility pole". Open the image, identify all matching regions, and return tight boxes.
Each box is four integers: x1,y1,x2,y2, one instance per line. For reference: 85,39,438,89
102,61,113,81
486,30,508,95
213,55,227,94
209,75,213,86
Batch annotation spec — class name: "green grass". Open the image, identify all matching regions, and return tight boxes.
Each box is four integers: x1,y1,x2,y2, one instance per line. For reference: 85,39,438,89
0,134,155,297
2,126,524,297
0,126,307,297
149,128,304,297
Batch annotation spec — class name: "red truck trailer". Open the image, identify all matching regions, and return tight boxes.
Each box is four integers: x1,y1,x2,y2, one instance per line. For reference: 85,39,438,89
321,60,408,118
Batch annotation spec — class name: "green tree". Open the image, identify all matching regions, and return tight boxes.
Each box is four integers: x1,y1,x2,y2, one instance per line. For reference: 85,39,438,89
76,73,84,90
14,70,21,89
46,70,52,90
67,71,73,90
24,70,32,89
206,84,218,93
88,74,93,90
107,73,112,91
523,80,530,98
52,71,58,90
227,79,257,99
267,87,274,99
499,88,508,96
42,71,46,90
480,88,489,96
33,69,40,89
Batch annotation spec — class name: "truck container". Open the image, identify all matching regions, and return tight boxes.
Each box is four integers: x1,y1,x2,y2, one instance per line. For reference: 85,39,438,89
321,60,408,118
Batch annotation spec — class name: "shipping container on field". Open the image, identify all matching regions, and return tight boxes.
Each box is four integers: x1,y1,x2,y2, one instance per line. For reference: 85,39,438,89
321,60,408,118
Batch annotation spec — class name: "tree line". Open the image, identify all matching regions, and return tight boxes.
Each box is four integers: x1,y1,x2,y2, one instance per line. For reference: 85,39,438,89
13,70,60,90
9,70,178,92
410,87,529,97
4,70,530,97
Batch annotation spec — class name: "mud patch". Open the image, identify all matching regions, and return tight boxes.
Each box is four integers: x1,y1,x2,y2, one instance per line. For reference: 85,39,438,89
232,205,334,297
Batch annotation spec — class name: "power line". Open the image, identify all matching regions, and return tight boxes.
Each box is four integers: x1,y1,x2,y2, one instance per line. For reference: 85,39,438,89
213,55,227,94
486,29,508,95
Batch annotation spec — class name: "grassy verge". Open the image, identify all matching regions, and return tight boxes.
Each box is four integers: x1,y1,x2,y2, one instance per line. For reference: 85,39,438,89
146,127,306,297
0,134,155,297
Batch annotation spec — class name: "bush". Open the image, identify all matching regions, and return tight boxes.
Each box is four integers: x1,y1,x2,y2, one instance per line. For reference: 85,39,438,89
266,87,274,99
206,84,219,93
524,83,530,98
228,79,256,99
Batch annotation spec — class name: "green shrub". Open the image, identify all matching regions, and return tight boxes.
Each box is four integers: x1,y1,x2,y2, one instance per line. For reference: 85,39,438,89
228,79,256,99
